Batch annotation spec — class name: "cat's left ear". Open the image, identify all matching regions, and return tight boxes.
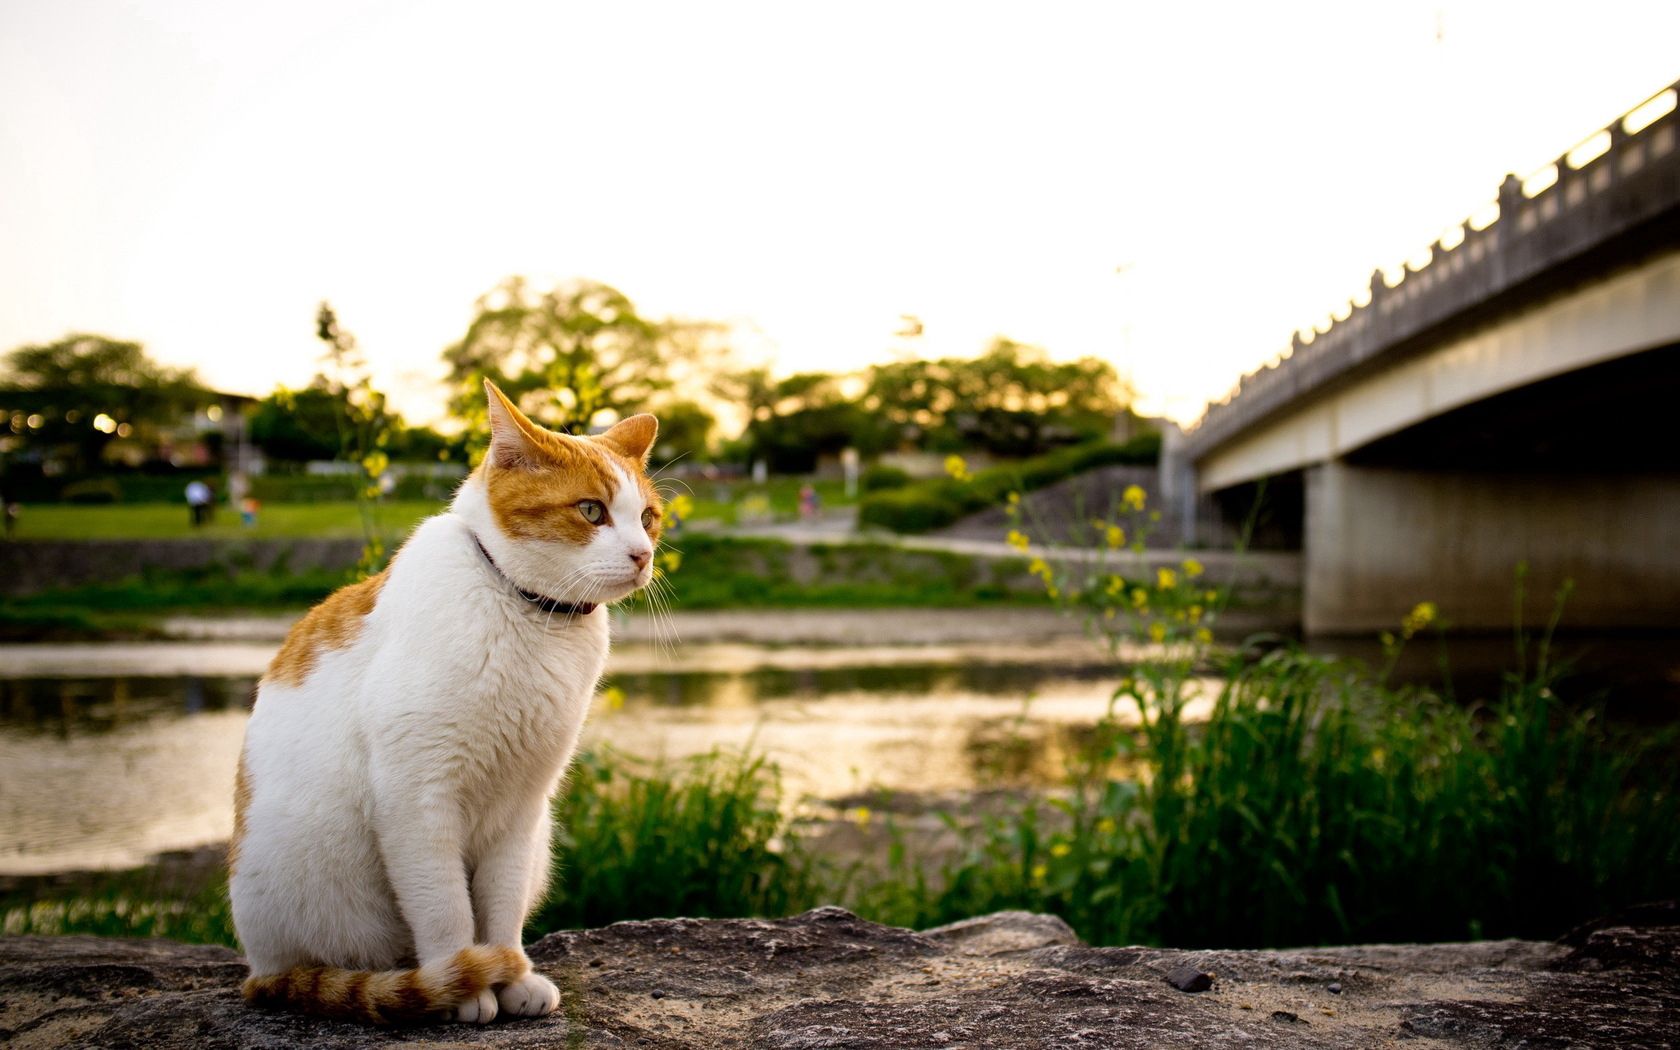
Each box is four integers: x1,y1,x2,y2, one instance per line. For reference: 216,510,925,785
598,414,659,465
483,379,547,470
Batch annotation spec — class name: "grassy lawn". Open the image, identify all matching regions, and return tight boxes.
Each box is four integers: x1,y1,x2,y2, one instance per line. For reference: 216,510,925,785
663,476,853,526
9,477,855,541
11,500,445,541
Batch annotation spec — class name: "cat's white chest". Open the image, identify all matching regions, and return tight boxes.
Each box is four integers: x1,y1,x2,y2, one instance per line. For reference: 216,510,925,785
455,619,607,796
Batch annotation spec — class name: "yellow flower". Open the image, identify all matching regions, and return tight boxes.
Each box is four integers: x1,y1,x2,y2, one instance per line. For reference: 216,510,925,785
1181,558,1204,578
1028,557,1050,578
1157,567,1178,590
1095,817,1117,835
1105,524,1125,549
1105,574,1125,597
1131,587,1149,610
1030,863,1048,883
1045,585,1059,600
944,455,970,481
657,549,683,574
1195,627,1213,645
1006,529,1030,552
1122,485,1146,511
1187,604,1204,623
1148,621,1167,643
1050,842,1072,858
1205,589,1218,603
1104,607,1117,620
602,686,626,710
1007,491,1021,507
666,494,695,522
850,806,872,828
1401,601,1438,639
360,450,389,479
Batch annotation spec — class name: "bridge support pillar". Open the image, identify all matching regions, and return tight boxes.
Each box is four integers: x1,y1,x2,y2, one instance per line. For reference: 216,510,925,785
1303,460,1680,635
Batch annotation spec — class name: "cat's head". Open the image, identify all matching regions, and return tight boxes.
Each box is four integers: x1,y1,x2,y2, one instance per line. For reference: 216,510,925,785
461,379,662,607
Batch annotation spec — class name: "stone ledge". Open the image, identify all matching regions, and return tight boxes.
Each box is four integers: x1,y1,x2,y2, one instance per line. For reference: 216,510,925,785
1,904,1675,1048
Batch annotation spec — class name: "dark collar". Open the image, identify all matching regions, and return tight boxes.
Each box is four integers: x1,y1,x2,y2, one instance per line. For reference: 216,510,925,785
471,534,598,618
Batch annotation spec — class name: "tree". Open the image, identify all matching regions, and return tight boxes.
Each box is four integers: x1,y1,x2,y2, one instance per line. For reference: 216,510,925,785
863,338,1128,457
0,334,208,471
646,399,716,466
715,369,883,472
442,277,700,441
249,381,400,464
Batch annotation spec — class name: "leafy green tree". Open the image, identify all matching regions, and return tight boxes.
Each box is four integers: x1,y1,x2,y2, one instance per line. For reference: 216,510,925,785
716,369,884,472
647,399,716,466
864,338,1128,457
0,334,208,471
442,277,700,444
250,383,360,463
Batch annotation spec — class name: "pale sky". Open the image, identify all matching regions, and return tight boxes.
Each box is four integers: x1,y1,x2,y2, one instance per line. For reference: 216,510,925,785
2,1,1676,425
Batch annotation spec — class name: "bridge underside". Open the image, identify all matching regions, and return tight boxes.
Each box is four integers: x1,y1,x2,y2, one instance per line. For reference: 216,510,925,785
1300,344,1680,633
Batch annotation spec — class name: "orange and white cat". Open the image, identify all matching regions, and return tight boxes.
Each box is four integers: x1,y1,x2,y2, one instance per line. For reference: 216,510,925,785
229,380,660,1024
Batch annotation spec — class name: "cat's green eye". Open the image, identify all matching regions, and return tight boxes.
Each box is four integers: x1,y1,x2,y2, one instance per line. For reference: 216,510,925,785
641,508,656,530
578,500,606,525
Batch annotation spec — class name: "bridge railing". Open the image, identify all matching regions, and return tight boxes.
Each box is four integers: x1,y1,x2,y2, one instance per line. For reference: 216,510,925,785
1184,77,1680,459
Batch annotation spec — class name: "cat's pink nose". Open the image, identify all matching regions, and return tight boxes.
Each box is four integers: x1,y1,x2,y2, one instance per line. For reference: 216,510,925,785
628,550,651,570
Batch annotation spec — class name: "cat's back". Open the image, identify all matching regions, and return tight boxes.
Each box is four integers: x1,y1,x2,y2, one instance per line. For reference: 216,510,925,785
264,571,389,691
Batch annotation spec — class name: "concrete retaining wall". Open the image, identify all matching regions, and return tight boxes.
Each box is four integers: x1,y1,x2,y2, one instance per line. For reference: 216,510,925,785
0,539,366,596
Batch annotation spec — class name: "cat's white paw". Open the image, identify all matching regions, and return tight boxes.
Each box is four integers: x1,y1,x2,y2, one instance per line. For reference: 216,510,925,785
498,970,561,1017
450,987,499,1024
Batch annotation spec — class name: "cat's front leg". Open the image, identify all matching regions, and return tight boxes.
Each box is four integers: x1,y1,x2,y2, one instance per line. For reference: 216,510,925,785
375,791,516,1023
472,801,560,1017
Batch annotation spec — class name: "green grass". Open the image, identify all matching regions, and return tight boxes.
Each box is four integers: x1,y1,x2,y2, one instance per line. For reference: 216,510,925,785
0,567,357,640
10,500,444,541
2,865,235,946
666,476,853,526
857,645,1680,947
648,533,1043,610
1,533,1046,640
528,748,825,933
7,474,855,539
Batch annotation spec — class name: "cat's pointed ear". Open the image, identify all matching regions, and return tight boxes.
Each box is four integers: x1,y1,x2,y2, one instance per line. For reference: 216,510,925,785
483,379,545,469
599,413,659,465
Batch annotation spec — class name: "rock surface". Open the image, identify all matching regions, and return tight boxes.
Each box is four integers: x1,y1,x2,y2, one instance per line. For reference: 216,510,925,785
2,905,1676,1048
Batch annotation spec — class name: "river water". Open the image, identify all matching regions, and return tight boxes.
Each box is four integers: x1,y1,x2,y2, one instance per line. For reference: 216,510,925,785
1,630,1673,876
0,638,1136,875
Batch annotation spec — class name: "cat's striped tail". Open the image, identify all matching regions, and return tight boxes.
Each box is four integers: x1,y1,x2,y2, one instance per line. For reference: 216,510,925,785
242,944,529,1024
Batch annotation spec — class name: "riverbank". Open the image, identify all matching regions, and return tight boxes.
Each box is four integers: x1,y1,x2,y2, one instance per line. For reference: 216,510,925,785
0,528,1301,642
3,904,1675,1047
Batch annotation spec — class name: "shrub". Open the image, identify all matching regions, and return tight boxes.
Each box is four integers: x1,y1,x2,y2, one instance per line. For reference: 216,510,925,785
860,464,912,493
527,747,823,933
59,478,124,504
857,434,1160,533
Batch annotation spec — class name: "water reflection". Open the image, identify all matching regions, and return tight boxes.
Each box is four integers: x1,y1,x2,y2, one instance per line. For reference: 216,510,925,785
0,648,1128,875
1,675,256,738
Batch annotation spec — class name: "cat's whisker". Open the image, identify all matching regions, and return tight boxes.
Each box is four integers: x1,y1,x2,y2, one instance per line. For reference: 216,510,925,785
645,573,681,657
648,451,691,480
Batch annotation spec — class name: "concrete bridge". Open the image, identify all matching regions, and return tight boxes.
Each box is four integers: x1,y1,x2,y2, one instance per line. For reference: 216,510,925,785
1171,79,1680,634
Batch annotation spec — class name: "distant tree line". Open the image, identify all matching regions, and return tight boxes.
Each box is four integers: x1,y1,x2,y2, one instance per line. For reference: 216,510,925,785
1,277,1135,488
715,339,1131,473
